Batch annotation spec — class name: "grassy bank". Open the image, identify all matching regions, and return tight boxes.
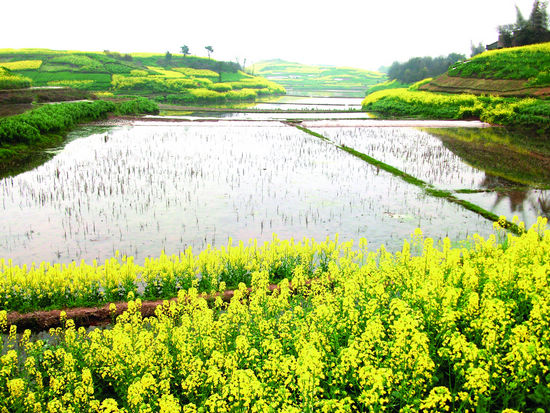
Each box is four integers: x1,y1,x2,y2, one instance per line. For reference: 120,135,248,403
362,89,550,134
1,221,549,411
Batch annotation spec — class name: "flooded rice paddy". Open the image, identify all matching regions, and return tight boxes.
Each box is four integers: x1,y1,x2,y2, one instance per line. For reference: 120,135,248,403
2,120,495,266
1,98,547,266
311,126,494,190
311,125,550,226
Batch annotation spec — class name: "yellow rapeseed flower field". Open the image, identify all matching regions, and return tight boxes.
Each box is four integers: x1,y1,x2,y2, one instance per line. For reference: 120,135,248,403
1,218,549,411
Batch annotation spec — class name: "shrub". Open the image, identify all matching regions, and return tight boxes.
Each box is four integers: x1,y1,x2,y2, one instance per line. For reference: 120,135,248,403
47,79,94,88
116,97,159,115
173,67,219,78
104,63,134,74
227,88,258,100
111,75,200,92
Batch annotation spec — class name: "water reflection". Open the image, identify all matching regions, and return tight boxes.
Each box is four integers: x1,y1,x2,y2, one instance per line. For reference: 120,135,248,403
0,122,493,266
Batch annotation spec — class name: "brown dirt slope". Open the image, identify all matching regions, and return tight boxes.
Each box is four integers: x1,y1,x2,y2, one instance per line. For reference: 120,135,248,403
420,74,550,98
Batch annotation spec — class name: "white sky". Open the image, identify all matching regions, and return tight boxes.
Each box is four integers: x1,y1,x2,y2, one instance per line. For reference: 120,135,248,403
1,0,538,71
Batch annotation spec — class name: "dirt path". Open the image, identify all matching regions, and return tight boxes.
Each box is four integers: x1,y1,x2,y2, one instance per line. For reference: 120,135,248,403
6,284,283,332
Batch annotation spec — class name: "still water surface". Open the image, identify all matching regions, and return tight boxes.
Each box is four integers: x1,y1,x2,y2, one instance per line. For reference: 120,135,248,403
1,121,497,266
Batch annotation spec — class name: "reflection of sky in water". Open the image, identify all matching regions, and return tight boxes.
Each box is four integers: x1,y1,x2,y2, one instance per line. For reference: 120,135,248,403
0,122,493,266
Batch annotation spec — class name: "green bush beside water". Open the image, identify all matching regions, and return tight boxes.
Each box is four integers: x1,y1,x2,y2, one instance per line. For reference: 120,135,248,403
115,97,159,116
0,99,158,146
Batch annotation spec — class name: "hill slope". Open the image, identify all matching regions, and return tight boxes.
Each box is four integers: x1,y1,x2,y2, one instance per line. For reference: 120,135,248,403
0,49,285,104
251,59,386,97
420,42,550,97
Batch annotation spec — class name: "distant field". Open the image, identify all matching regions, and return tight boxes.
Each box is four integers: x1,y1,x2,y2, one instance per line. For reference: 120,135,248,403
252,59,386,97
0,49,286,103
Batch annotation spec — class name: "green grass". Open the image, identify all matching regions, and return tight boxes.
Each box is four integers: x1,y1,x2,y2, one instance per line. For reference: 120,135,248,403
448,42,550,82
362,89,550,134
21,71,112,90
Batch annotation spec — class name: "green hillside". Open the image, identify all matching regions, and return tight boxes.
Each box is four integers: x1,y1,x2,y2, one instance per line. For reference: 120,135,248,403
251,59,386,97
0,49,285,104
420,42,550,97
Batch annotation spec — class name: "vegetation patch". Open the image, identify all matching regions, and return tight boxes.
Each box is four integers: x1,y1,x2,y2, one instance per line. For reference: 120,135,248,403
362,88,550,134
448,42,550,81
0,68,32,90
0,49,285,101
0,60,42,71
417,42,550,98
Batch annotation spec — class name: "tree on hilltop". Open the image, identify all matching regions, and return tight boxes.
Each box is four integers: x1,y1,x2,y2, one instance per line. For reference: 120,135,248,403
497,0,550,47
530,0,549,32
205,46,214,59
181,45,190,57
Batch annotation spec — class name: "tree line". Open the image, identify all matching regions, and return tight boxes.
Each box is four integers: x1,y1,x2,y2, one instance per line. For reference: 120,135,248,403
386,53,466,84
